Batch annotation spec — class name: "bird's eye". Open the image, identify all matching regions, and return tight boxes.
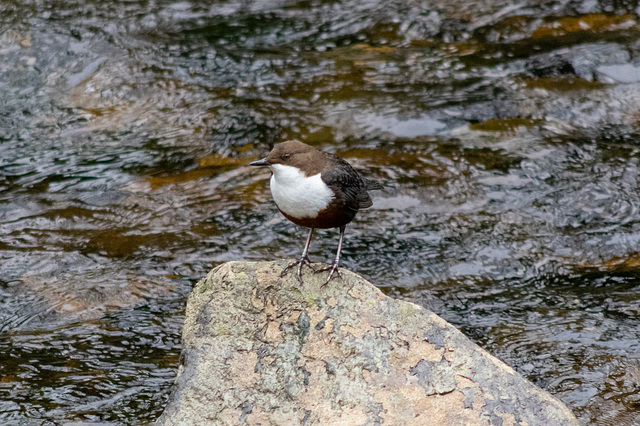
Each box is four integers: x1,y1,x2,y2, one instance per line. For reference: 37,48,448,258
282,153,291,160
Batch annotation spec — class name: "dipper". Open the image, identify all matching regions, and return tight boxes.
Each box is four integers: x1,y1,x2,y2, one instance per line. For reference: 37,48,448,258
250,140,382,285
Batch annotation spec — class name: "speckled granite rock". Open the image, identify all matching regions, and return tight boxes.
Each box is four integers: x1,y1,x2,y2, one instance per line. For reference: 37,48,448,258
158,261,578,425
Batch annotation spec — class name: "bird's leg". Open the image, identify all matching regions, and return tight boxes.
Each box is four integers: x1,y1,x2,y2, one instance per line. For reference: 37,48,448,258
316,225,345,287
296,227,317,279
282,228,316,283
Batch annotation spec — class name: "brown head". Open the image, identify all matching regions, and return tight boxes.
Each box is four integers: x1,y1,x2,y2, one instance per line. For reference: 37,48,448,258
249,140,326,176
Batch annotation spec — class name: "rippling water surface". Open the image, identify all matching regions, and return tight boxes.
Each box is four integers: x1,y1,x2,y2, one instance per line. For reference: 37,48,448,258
2,0,640,423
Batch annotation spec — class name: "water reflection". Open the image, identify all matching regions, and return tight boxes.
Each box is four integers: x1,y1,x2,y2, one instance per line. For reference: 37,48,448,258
1,0,640,423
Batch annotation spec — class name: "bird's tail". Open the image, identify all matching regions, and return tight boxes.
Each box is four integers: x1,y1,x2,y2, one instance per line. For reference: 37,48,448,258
365,179,383,190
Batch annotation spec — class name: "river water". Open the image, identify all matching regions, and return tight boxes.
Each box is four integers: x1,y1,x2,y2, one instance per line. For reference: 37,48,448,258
1,0,640,424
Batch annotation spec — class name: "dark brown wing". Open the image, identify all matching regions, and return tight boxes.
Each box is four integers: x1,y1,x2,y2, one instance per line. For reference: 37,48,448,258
321,155,374,212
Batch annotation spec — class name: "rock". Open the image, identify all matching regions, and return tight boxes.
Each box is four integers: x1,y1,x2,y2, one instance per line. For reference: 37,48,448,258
158,261,578,425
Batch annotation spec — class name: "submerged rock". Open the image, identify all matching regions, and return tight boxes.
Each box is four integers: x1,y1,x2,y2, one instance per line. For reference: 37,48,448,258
158,261,578,425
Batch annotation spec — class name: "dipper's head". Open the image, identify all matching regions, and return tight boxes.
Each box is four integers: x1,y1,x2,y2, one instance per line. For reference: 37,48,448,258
250,140,324,176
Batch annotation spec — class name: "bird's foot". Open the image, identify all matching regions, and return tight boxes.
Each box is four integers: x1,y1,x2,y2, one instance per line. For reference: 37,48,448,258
315,262,342,287
281,256,316,284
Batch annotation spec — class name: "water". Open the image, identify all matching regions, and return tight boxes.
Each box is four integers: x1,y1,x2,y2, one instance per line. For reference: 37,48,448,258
2,0,640,423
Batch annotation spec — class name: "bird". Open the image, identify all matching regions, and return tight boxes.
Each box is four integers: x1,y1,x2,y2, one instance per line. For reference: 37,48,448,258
250,140,382,286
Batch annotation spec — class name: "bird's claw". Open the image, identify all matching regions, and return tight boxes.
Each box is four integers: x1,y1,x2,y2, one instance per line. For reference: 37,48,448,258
315,262,342,287
282,256,316,284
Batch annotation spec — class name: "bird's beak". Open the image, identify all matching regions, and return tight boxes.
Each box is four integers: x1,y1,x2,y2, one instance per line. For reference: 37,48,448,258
250,158,270,167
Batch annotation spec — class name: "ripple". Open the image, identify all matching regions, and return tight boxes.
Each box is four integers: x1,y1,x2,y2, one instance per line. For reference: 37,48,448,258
3,0,640,424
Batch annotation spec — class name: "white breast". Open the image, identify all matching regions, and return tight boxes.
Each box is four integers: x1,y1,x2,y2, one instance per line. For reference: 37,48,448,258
269,164,333,219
